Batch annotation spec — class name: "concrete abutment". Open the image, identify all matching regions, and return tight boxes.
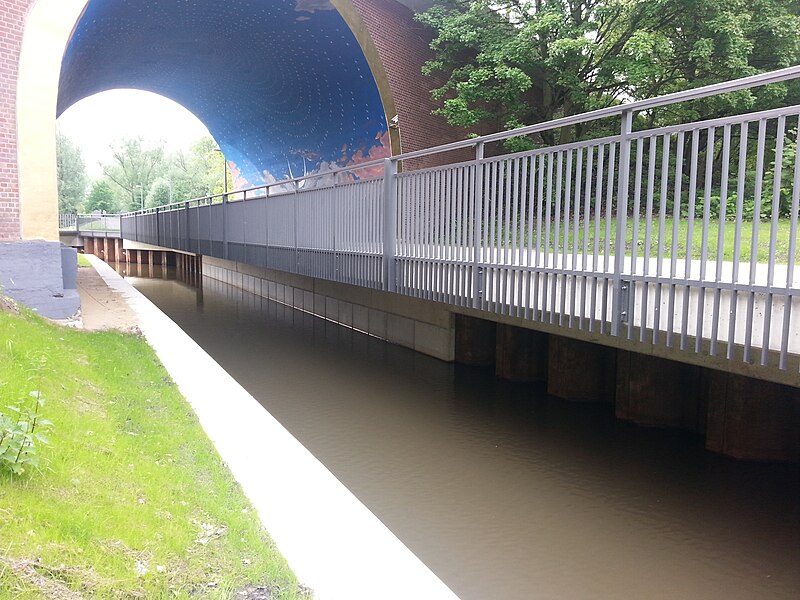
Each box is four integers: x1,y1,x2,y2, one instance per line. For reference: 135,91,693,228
119,254,800,463
615,350,707,434
494,324,548,382
448,313,797,462
706,372,800,462
547,336,616,403
454,314,496,367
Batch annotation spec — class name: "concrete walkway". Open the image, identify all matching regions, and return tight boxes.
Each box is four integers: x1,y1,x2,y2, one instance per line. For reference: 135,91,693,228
75,264,139,331
82,255,460,600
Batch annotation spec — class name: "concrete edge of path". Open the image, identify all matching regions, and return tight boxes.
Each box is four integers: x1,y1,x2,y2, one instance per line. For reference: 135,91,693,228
83,255,460,600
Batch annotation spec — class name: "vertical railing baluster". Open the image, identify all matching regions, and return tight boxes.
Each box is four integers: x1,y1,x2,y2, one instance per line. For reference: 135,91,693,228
383,158,398,293
727,122,749,360
781,122,800,371
681,128,700,351
472,143,485,309
744,119,768,363
762,116,785,365
612,109,633,337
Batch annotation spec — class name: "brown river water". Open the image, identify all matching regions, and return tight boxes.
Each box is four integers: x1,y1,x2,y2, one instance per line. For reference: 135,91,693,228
119,264,800,600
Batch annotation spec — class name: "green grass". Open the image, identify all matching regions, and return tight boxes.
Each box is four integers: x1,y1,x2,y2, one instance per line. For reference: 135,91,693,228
622,217,796,263
76,254,92,267
0,304,306,599
78,219,119,233
490,218,798,264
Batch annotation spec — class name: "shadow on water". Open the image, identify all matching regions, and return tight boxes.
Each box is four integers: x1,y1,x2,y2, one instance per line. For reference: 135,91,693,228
120,265,800,600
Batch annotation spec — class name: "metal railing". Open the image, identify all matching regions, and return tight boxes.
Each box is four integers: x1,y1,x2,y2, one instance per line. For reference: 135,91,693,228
59,213,122,237
59,213,77,230
122,65,800,379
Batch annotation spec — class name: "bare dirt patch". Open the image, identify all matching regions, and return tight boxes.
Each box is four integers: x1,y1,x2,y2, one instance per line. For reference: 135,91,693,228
1,557,93,599
0,295,20,315
76,266,140,332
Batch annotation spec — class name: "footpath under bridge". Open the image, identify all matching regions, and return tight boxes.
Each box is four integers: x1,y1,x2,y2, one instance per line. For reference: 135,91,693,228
122,67,800,389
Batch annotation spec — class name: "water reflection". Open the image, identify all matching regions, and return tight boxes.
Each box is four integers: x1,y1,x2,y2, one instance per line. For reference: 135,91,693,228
123,266,800,600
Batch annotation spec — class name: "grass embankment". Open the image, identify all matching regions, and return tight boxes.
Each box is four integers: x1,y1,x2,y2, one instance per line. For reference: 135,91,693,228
76,254,92,268
0,302,306,599
503,218,798,264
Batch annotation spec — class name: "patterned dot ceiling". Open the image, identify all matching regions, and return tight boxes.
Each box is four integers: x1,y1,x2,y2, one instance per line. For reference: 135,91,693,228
58,0,390,186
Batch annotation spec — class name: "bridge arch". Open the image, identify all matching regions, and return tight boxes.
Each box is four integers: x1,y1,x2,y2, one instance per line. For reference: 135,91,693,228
13,0,449,240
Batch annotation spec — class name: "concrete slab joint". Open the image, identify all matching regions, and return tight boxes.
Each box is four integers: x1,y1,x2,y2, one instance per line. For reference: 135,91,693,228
202,257,457,361
81,255,460,600
0,241,80,319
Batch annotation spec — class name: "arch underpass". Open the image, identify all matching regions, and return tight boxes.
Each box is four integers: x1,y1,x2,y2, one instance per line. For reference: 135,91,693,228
57,0,393,186
7,0,448,240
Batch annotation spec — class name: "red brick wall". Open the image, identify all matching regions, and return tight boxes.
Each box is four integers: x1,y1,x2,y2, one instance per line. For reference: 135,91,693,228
0,0,30,240
0,0,465,241
352,0,471,169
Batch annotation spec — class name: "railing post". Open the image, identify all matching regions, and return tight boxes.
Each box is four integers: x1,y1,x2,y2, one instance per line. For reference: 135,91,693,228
332,173,339,279
612,109,633,336
184,201,190,252
155,206,161,247
222,194,228,260
293,184,299,273
472,142,485,309
382,157,398,293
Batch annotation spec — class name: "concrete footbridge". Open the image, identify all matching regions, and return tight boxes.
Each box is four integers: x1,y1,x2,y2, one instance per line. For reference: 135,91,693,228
3,1,798,597
110,67,800,463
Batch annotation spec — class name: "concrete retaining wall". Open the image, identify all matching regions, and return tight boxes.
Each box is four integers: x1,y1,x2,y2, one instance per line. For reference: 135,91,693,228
197,257,800,463
203,256,456,362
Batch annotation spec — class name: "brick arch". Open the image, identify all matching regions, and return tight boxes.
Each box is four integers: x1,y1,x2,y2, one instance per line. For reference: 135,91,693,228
2,0,459,241
0,0,33,240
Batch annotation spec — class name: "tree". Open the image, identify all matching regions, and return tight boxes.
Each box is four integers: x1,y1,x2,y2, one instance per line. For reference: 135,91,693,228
417,0,800,147
56,133,87,214
170,137,231,199
141,137,231,208
83,180,118,214
102,138,166,212
145,177,174,208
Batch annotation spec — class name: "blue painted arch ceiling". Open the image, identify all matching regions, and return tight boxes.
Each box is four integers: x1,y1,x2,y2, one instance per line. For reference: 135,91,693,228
58,0,390,186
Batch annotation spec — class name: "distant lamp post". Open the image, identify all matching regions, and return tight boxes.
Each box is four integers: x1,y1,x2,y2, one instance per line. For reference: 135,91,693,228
136,183,144,209
213,147,229,198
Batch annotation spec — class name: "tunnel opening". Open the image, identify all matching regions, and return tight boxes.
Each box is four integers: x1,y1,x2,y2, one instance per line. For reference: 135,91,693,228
57,0,392,189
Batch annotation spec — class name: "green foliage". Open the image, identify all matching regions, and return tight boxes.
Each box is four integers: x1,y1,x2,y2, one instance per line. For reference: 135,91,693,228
83,180,118,213
417,0,800,145
103,138,166,212
0,351,53,477
145,177,175,208
0,390,52,476
56,133,87,214
0,307,303,598
164,137,231,204
97,136,229,209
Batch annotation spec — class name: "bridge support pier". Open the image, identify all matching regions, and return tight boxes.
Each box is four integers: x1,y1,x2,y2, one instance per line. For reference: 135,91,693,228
706,372,800,462
454,314,496,367
495,324,548,382
615,350,706,434
547,337,616,403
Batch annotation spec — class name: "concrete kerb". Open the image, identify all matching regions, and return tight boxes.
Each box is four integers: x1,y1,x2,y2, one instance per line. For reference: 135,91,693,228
83,255,460,600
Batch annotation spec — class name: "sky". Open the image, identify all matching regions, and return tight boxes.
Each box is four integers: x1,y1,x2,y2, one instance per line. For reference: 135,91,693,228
56,89,212,178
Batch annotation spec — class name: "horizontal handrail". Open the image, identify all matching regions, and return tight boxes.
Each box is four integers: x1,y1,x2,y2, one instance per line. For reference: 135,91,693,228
119,76,800,382
117,64,800,217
